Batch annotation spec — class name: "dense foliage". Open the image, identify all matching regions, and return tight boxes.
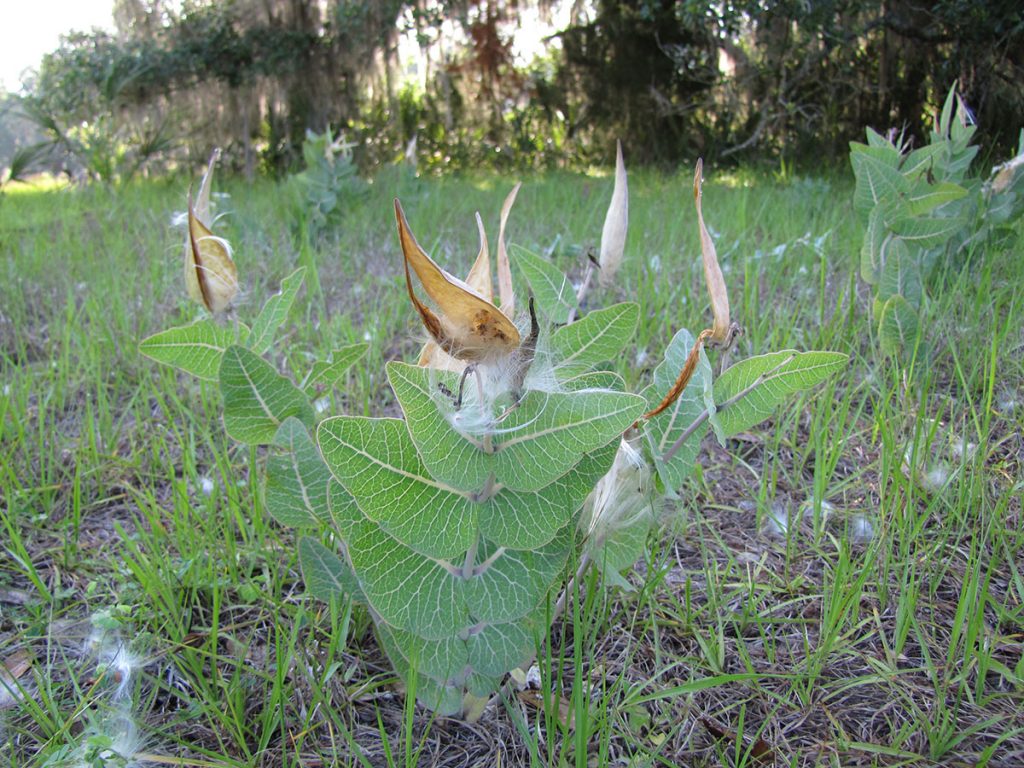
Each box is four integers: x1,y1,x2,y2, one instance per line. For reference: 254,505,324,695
8,0,1024,176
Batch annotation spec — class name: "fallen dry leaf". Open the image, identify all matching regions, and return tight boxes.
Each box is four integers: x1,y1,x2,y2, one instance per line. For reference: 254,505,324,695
517,688,575,730
0,649,34,709
699,716,775,764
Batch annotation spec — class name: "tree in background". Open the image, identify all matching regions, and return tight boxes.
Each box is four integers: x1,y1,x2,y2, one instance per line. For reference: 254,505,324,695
10,0,1023,178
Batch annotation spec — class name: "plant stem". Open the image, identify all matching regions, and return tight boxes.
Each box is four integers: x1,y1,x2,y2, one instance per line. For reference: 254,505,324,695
461,532,480,579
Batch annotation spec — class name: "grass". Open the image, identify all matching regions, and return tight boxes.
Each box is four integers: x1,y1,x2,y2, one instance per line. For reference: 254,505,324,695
1,162,1022,767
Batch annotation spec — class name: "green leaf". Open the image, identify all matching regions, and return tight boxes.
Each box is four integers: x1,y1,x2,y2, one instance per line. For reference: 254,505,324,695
387,361,646,493
851,139,900,166
413,677,465,717
511,244,577,324
342,511,469,640
385,362,491,494
563,370,626,392
319,411,613,553
877,244,923,308
380,624,469,686
889,215,966,249
860,206,892,284
712,351,847,437
901,144,946,178
937,85,957,139
479,442,617,550
219,345,314,444
375,626,465,715
265,418,331,528
549,302,639,379
863,128,894,151
641,328,713,492
878,295,919,357
302,343,367,396
851,146,908,220
903,181,967,217
465,527,571,623
299,536,365,603
493,387,646,492
467,618,536,678
946,145,979,180
380,617,536,691
326,477,361,539
317,416,476,559
139,321,249,381
248,267,306,354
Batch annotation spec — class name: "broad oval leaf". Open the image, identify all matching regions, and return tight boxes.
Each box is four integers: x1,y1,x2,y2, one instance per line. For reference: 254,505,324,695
375,625,466,715
903,181,968,218
265,417,331,528
387,361,645,494
877,244,923,308
139,320,249,381
219,345,314,444
711,351,847,437
850,146,908,221
878,294,920,358
479,441,617,550
465,527,571,623
467,618,537,679
299,536,365,604
343,511,469,640
302,343,368,396
549,302,639,380
379,624,470,687
641,327,713,492
889,215,967,249
511,244,578,324
317,416,477,558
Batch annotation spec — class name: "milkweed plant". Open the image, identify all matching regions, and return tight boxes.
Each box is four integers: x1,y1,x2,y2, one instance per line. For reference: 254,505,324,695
140,145,847,719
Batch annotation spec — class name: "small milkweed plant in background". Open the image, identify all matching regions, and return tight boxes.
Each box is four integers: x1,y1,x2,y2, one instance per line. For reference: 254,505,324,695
850,84,1024,359
140,144,847,720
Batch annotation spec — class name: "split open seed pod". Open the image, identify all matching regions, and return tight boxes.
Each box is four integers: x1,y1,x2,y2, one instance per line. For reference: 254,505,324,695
418,212,493,370
396,199,520,364
642,159,739,422
184,149,238,314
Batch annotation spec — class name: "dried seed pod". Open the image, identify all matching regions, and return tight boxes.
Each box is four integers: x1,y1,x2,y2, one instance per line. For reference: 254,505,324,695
694,159,732,347
598,140,628,287
184,150,237,314
396,199,520,363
